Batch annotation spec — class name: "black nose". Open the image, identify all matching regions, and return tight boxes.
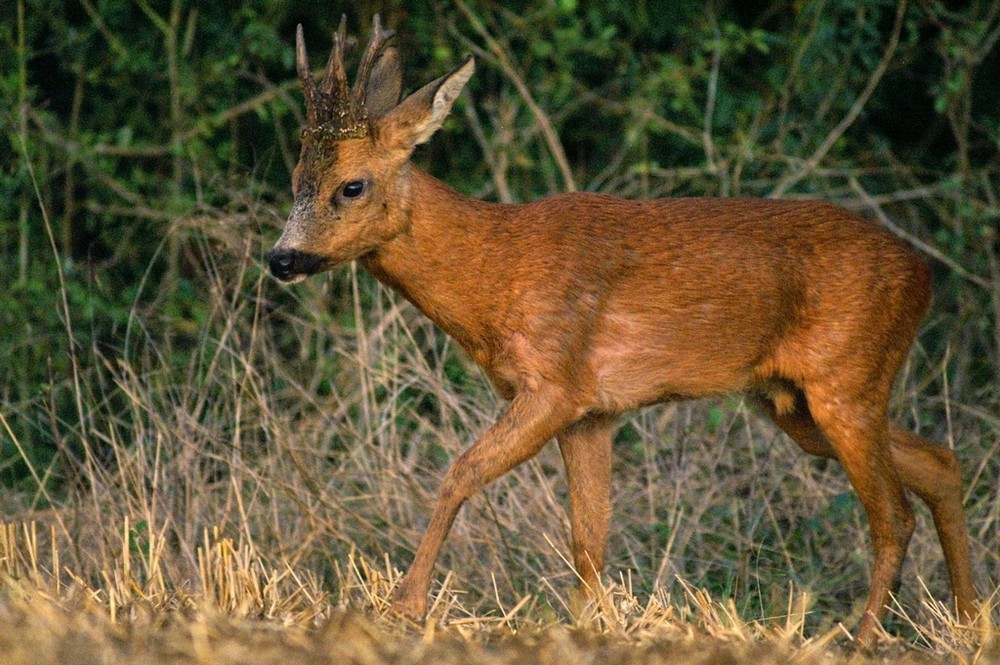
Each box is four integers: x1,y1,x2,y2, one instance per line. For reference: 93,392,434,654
268,248,296,281
267,247,326,282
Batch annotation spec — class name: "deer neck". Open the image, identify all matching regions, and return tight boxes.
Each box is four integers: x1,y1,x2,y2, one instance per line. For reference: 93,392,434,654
361,167,508,358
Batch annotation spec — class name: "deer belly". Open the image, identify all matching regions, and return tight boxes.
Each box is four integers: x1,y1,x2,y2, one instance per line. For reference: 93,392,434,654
588,309,771,411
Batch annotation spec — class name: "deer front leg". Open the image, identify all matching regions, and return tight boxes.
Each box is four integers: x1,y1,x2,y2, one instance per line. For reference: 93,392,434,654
558,415,617,598
391,388,583,618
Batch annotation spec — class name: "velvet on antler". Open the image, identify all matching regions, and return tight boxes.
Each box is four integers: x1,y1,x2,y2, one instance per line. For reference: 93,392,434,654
296,14,399,142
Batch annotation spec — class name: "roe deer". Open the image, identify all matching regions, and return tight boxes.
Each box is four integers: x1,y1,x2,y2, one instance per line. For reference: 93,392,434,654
267,16,978,644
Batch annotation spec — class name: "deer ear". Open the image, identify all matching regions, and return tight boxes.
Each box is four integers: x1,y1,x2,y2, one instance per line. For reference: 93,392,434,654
377,55,475,154
365,47,402,118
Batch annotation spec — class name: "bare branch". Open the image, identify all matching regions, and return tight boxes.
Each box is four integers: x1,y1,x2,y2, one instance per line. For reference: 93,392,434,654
770,0,908,198
455,0,577,193
848,175,991,290
462,98,513,203
703,11,721,178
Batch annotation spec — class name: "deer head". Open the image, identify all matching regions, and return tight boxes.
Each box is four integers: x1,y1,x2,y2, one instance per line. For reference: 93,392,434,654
268,15,475,283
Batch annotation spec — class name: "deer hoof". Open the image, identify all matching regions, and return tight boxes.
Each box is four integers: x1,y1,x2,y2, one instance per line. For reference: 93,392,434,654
389,589,427,620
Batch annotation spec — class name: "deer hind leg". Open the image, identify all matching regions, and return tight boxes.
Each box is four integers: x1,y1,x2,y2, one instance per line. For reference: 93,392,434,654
391,388,582,619
762,393,979,628
762,381,915,646
557,414,618,599
886,426,978,622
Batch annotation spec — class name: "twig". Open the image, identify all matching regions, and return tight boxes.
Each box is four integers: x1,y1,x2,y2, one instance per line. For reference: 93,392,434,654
455,0,577,192
703,10,721,177
462,98,513,203
770,0,908,197
974,2,1000,63
633,105,703,147
16,0,29,284
847,175,991,290
78,0,129,58
82,201,175,221
985,223,1000,368
774,0,827,147
836,183,946,207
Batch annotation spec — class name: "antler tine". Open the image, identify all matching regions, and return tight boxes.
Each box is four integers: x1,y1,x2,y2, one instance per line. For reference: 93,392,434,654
295,23,321,123
319,14,349,96
296,15,392,140
352,13,396,101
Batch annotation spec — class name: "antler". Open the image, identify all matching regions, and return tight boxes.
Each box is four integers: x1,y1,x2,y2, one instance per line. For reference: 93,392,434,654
296,14,396,141
352,14,395,104
295,24,319,121
319,15,348,96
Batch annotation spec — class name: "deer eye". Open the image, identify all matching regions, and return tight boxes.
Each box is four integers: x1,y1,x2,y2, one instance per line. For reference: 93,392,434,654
342,180,365,198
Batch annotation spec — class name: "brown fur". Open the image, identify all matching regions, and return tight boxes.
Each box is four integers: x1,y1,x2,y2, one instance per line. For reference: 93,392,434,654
269,25,978,645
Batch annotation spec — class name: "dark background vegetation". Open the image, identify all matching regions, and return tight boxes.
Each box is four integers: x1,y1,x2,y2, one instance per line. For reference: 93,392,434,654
1,0,998,638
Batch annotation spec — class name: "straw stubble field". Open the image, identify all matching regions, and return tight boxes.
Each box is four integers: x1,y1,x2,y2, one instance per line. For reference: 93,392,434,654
0,522,995,664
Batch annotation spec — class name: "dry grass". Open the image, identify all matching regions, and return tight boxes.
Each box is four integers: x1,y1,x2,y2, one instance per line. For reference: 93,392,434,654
0,201,998,663
1,519,996,664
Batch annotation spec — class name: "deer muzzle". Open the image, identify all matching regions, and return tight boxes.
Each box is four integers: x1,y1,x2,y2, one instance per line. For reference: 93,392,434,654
267,246,326,283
